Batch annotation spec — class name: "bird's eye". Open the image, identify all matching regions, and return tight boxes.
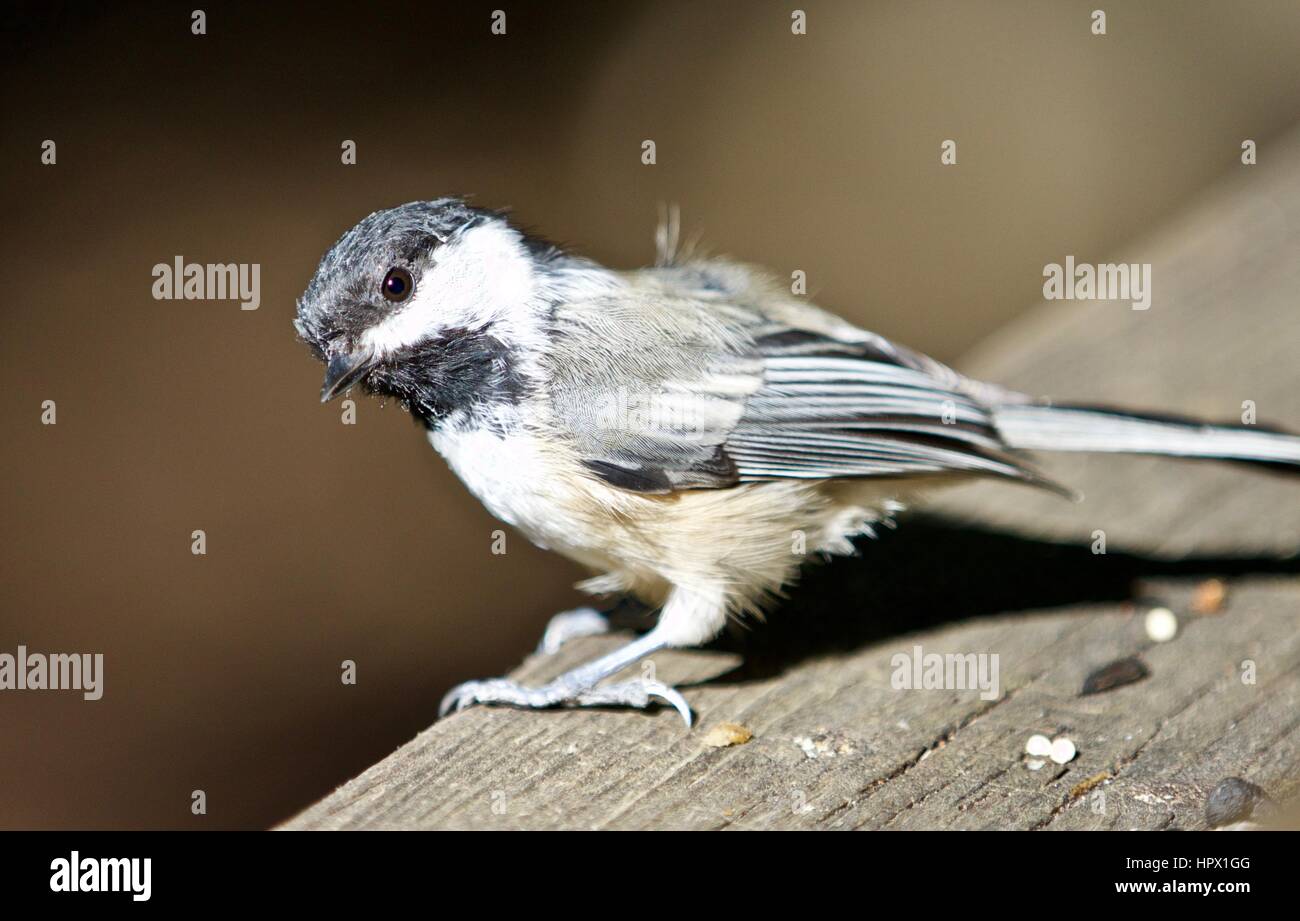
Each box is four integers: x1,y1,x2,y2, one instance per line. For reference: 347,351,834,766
381,267,414,303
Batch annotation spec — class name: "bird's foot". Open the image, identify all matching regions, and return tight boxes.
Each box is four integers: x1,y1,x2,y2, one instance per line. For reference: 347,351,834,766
439,675,692,727
536,606,611,654
574,679,692,725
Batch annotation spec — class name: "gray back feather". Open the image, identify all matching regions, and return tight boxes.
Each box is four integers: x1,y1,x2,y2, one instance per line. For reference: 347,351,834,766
541,260,1054,494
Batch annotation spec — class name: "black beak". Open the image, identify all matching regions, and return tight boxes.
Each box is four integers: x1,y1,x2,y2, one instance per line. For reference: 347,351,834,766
320,348,376,402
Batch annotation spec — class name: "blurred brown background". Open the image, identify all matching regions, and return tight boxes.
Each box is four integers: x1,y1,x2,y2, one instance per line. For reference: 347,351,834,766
2,0,1299,828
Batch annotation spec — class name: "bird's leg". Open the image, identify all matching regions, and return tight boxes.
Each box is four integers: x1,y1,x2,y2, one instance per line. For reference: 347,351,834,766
440,588,725,727
535,597,656,654
439,626,692,726
536,607,611,654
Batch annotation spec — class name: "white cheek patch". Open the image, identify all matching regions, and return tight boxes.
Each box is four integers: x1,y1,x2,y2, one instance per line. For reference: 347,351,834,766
362,222,539,356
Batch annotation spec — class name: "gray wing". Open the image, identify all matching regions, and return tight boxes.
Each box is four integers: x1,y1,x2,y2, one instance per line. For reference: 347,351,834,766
544,290,764,492
545,263,1050,493
729,325,1041,484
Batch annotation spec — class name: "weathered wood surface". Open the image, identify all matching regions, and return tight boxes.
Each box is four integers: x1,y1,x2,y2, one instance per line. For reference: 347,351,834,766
283,131,1300,831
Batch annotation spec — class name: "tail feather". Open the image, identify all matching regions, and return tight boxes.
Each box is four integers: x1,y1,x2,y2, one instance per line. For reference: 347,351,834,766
993,403,1300,472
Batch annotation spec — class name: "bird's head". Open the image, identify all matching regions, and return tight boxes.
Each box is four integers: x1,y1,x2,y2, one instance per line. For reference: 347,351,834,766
295,198,559,425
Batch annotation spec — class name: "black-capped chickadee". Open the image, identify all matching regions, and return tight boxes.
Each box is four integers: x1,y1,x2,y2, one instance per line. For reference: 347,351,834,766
295,198,1300,727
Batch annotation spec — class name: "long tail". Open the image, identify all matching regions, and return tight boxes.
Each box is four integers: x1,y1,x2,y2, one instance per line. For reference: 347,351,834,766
993,403,1300,473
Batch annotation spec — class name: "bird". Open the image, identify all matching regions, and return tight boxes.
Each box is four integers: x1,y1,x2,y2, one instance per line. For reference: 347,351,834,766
295,198,1300,727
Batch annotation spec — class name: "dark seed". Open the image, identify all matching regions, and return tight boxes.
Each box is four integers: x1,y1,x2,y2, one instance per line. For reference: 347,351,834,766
1081,656,1149,696
1205,777,1268,827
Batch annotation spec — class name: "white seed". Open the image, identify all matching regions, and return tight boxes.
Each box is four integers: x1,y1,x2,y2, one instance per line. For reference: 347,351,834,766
1026,759,1046,771
1050,737,1077,764
1025,734,1053,757
1145,607,1178,642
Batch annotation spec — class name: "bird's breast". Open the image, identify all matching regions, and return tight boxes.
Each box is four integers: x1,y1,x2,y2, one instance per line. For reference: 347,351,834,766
426,425,589,553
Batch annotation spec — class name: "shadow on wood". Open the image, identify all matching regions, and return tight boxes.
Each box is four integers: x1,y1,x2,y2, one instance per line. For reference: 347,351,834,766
708,512,1300,687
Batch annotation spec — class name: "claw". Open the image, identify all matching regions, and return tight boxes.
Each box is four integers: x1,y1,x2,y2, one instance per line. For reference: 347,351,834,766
438,687,463,717
438,686,463,717
646,682,694,728
438,680,489,717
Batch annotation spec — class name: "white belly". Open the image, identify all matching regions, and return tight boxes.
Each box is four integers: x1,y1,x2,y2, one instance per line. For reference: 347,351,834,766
427,426,575,551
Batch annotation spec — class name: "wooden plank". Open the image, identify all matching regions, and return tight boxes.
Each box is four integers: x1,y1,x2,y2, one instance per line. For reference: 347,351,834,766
282,128,1300,831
